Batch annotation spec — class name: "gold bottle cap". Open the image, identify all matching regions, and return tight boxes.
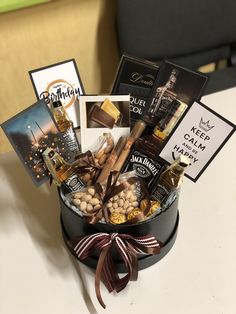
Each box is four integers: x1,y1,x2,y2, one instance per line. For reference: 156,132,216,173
178,155,190,167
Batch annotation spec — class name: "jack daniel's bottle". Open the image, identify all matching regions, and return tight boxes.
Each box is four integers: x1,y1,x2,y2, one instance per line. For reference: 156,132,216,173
43,148,84,193
122,126,167,189
143,68,182,127
151,155,190,209
51,100,80,154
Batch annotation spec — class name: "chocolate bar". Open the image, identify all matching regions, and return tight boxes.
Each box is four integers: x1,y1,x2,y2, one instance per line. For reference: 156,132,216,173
100,98,122,124
89,104,115,128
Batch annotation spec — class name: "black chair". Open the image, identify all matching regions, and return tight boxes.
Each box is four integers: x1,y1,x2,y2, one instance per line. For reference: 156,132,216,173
116,0,236,94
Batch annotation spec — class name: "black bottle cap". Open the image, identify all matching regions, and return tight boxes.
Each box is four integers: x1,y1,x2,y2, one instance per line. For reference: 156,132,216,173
52,100,62,108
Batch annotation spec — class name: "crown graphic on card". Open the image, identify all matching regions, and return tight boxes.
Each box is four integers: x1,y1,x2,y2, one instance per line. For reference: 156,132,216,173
199,117,215,132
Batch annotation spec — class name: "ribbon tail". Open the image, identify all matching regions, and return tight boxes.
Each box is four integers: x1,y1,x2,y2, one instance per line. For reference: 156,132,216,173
95,245,110,309
102,250,119,292
114,250,137,292
129,248,138,281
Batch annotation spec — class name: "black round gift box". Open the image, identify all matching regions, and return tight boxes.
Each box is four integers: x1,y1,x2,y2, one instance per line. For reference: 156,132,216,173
59,190,179,273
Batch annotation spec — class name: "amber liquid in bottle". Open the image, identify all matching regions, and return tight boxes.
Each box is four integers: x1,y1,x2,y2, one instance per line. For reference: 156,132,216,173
151,155,190,208
51,100,80,154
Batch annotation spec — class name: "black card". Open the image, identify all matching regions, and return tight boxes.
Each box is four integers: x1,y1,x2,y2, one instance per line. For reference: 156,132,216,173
111,54,160,128
142,60,208,127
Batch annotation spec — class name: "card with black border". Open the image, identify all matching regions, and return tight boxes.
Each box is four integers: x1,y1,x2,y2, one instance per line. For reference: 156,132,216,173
29,59,85,128
159,100,235,182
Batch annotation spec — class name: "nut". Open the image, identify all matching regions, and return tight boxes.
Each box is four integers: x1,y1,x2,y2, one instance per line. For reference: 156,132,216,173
106,202,113,208
132,201,139,207
89,198,100,206
72,199,81,206
88,188,95,196
118,199,124,207
81,194,92,202
123,200,130,209
125,190,132,199
73,192,85,199
94,204,101,210
80,201,87,211
112,202,118,209
86,203,93,212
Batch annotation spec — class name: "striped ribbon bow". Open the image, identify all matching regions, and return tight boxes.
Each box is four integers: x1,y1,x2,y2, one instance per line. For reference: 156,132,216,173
71,232,162,308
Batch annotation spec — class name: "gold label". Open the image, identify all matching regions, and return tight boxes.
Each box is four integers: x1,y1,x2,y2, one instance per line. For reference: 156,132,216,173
130,72,154,87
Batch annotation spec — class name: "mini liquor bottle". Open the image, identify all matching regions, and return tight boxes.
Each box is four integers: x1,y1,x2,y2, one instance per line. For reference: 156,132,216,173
42,148,85,193
151,155,190,209
143,68,181,127
51,100,80,154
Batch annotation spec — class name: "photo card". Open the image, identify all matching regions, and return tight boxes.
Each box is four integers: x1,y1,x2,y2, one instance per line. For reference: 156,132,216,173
1,100,75,186
79,95,130,152
159,100,235,182
111,54,160,128
29,59,85,128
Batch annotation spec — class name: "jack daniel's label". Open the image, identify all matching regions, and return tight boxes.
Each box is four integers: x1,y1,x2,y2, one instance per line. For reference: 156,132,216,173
122,149,164,187
151,184,178,210
151,183,169,203
62,128,81,154
64,174,84,192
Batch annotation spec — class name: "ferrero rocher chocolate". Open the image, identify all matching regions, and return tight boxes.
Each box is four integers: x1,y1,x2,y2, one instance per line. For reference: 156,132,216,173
109,212,127,224
147,200,161,217
127,208,142,221
140,199,161,217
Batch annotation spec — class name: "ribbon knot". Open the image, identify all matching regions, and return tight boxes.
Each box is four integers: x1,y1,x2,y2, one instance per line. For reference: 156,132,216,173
71,232,162,308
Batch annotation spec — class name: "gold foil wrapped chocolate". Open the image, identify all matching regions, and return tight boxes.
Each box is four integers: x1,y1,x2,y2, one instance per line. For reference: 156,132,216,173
140,199,161,217
127,208,142,221
109,212,127,224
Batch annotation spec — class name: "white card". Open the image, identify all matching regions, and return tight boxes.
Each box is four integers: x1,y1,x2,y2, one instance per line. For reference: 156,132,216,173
29,59,84,128
79,95,130,152
159,101,235,181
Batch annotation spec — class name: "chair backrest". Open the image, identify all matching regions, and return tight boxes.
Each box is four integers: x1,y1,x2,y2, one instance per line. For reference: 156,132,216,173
117,0,236,69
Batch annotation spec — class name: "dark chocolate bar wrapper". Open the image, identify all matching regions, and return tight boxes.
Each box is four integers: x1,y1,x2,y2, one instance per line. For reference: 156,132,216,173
89,104,115,128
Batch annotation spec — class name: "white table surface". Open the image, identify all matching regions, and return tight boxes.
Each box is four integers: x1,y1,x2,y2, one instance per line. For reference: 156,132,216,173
0,88,236,314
